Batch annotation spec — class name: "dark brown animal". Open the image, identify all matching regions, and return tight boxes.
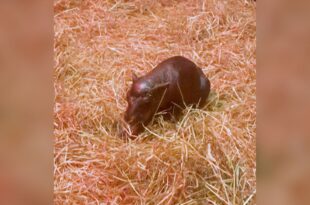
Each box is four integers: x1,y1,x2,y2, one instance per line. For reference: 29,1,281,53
122,56,210,138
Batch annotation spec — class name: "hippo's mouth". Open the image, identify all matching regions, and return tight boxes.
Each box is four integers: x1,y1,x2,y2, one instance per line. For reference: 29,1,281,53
128,122,144,135
119,121,144,139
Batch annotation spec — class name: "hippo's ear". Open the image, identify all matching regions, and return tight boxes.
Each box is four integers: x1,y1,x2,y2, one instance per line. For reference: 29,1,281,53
150,82,170,95
131,71,138,82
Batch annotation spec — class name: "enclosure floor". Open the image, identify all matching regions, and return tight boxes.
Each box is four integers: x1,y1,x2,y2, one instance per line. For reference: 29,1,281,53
54,0,256,204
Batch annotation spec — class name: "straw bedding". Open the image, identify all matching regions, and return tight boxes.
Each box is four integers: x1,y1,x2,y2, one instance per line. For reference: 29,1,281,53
54,0,256,204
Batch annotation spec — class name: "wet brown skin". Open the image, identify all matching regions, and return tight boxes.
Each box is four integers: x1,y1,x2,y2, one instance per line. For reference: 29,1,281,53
122,56,210,138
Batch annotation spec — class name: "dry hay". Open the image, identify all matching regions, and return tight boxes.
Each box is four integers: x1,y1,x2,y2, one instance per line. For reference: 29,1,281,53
54,0,256,204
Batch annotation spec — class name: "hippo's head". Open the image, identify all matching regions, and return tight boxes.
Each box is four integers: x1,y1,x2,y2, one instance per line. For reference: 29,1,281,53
123,72,169,136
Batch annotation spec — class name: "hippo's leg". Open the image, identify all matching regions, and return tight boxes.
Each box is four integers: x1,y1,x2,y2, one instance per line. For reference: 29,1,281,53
198,76,211,108
159,104,183,122
171,105,183,121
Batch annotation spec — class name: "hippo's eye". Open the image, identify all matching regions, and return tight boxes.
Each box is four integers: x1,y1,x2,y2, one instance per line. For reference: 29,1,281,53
141,93,151,101
142,96,151,103
139,91,151,97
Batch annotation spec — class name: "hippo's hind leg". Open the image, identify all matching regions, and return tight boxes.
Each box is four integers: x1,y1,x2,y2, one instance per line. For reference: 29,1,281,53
171,104,183,121
160,104,183,122
198,75,211,108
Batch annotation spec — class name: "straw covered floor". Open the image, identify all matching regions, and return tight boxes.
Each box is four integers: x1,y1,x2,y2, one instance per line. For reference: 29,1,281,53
54,0,256,204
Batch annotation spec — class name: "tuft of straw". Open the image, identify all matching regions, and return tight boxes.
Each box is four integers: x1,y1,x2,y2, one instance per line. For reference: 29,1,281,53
54,0,256,204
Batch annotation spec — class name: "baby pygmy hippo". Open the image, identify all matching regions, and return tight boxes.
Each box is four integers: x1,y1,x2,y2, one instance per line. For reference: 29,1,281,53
122,56,210,138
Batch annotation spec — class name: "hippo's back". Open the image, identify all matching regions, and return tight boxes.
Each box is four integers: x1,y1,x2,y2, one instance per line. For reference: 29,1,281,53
150,56,209,107
153,56,197,73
